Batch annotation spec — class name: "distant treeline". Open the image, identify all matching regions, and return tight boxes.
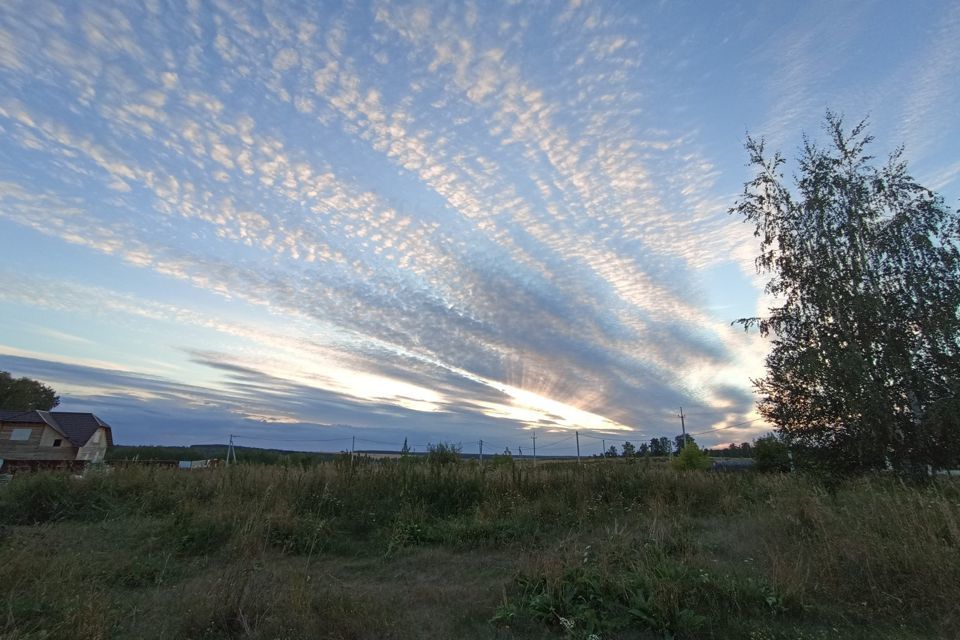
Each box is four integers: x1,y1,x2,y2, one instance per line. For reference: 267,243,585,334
594,436,756,459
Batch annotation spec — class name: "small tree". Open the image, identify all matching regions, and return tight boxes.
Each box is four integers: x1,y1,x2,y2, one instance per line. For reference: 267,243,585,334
0,372,60,411
674,434,696,454
670,443,712,471
426,442,461,466
649,437,672,456
753,434,791,472
605,445,619,458
621,441,636,457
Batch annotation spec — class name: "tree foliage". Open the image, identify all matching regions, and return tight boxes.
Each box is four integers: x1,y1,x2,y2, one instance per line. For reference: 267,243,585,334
670,443,712,471
733,114,960,472
674,434,696,454
752,434,791,472
709,442,753,458
648,437,672,456
426,442,461,466
0,371,60,411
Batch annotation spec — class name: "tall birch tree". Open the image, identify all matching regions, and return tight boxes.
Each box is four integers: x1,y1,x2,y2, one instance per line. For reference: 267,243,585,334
732,114,960,472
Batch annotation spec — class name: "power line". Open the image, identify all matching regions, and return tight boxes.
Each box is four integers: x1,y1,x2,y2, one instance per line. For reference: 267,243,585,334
355,436,406,447
689,417,764,436
577,432,629,441
537,435,575,449
479,440,509,452
232,435,350,443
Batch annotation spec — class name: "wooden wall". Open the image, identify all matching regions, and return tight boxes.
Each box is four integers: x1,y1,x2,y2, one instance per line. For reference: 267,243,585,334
0,422,78,461
77,427,109,463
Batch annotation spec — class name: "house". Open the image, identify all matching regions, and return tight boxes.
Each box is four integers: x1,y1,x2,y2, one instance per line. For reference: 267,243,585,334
0,410,113,472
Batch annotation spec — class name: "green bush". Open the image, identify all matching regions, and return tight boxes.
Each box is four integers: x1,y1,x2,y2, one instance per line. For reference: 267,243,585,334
426,441,461,466
0,473,75,524
671,443,713,471
754,434,792,472
493,545,795,639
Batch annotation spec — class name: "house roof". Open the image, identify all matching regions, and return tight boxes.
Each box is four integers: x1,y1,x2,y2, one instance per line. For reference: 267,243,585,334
0,410,113,447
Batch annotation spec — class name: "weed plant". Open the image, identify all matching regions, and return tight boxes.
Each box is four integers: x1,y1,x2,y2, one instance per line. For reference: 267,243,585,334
0,460,956,639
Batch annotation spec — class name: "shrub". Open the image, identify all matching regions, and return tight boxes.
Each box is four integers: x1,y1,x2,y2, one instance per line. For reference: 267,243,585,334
754,434,791,472
489,452,514,468
671,444,712,471
0,473,75,524
426,441,461,466
493,544,795,639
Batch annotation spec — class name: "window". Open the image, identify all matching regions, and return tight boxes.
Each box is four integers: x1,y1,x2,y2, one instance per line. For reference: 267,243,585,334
52,439,62,447
9,428,32,441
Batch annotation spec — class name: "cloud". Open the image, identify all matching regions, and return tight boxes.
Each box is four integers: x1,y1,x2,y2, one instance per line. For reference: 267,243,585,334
0,26,24,71
5,0,879,449
896,2,960,157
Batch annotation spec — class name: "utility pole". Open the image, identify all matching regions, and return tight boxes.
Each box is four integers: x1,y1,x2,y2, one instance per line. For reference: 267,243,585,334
678,407,687,449
532,432,537,468
227,434,236,465
479,439,484,468
351,435,356,467
602,438,606,458
575,431,581,464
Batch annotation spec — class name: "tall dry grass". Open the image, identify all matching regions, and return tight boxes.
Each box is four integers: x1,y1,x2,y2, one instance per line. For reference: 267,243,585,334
0,459,956,638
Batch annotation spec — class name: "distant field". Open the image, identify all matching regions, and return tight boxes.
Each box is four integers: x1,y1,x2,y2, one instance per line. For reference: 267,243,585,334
106,444,581,463
0,459,957,639
106,444,339,465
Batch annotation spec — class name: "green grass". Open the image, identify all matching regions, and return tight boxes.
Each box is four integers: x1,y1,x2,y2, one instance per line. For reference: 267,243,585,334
0,459,957,639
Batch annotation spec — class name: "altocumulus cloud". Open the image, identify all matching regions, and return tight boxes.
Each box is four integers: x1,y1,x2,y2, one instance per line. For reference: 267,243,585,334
1,0,957,451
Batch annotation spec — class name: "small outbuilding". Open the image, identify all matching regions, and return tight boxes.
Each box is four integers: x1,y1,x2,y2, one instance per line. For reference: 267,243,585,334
0,410,113,472
710,458,755,472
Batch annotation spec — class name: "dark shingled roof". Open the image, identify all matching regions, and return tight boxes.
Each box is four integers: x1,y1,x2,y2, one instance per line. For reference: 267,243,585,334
0,410,113,447
0,409,39,422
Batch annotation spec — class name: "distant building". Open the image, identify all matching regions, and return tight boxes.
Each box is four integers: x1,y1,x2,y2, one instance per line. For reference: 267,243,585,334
0,410,113,472
711,457,755,472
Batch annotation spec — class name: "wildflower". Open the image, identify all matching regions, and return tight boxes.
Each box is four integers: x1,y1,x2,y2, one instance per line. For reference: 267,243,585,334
558,616,575,631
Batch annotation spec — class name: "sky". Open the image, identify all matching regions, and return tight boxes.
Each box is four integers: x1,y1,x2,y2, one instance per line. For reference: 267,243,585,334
1,0,958,455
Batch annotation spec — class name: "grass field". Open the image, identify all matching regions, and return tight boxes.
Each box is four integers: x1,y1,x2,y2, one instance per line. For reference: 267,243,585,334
1,457,958,639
